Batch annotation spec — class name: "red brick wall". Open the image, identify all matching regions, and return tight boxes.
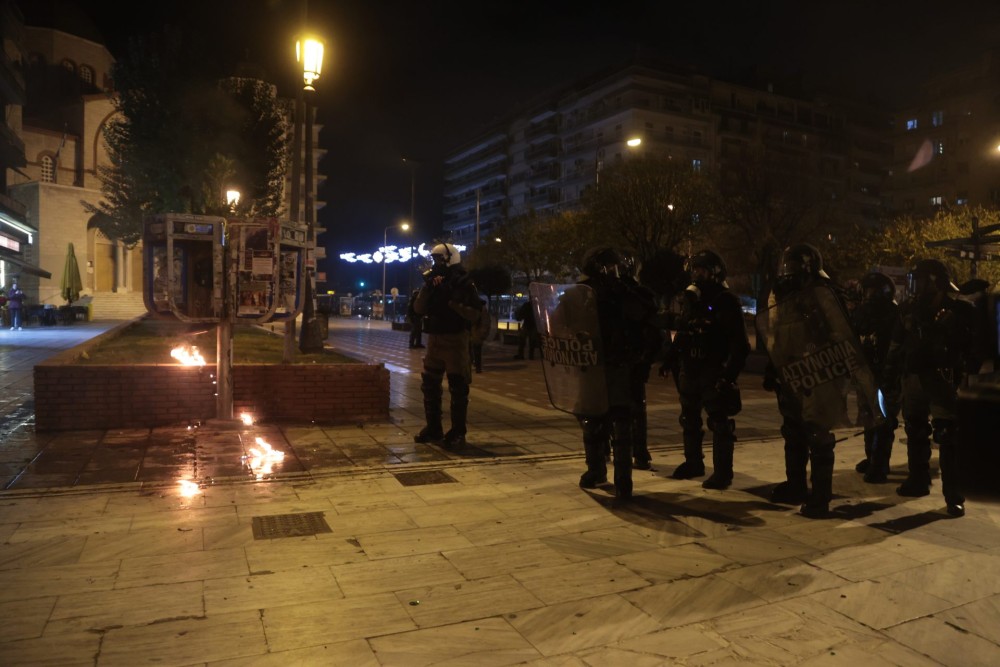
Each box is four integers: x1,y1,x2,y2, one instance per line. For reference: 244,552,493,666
34,363,389,431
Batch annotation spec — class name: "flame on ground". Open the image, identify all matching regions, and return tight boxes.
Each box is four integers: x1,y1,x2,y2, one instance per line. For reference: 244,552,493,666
178,480,201,497
240,412,255,426
247,436,285,479
171,345,206,366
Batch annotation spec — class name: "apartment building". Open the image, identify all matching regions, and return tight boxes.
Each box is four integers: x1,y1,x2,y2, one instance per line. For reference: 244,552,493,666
887,49,1000,215
442,59,894,247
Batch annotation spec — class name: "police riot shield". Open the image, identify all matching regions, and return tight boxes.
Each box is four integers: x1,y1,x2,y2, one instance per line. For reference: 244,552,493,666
756,283,882,431
529,282,608,417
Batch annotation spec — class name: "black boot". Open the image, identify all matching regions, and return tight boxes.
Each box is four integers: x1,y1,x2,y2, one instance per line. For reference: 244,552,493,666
673,410,705,479
443,373,469,450
579,418,608,488
772,427,809,503
703,416,734,489
415,372,444,443
612,415,633,500
800,433,835,518
632,403,652,470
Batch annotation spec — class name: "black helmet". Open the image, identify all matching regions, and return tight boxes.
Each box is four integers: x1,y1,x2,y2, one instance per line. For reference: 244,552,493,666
779,243,829,279
860,271,896,301
907,258,959,296
688,249,727,283
582,246,626,279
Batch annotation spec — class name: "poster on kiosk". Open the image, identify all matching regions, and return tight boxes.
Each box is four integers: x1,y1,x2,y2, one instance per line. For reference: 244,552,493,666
143,213,225,322
230,218,308,323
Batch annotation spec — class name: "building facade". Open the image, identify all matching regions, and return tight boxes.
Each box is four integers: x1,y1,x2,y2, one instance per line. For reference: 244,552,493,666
5,8,326,317
442,59,896,248
887,50,1000,215
0,1,39,291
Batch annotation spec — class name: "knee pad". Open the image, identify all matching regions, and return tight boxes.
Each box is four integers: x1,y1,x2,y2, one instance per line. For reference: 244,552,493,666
931,419,958,446
581,417,610,445
679,409,702,432
421,372,444,393
446,373,469,399
707,413,735,436
904,419,932,444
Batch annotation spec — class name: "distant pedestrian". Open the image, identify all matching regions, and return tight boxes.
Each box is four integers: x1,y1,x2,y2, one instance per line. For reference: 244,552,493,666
407,289,424,348
469,298,491,373
513,299,540,360
7,280,24,330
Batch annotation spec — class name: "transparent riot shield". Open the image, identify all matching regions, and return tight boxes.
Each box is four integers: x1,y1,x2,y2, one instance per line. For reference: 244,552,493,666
530,282,608,417
756,283,882,430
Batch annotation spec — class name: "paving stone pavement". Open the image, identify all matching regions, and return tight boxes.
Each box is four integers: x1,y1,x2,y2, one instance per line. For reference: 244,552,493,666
0,318,998,665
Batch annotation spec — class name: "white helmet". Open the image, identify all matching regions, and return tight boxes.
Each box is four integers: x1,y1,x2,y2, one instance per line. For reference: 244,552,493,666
431,243,461,266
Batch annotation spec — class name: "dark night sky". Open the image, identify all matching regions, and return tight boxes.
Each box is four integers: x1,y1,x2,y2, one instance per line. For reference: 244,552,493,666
26,0,1000,290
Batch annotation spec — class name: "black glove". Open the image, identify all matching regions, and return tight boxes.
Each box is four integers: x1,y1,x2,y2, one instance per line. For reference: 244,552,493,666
715,379,742,416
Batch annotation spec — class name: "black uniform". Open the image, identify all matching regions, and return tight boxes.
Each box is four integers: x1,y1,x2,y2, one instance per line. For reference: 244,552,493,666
407,289,424,348
851,273,902,483
663,251,749,490
884,259,979,517
577,247,659,501
413,244,482,450
764,244,846,518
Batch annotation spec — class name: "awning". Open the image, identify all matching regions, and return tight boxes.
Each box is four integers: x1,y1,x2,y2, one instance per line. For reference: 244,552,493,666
0,252,52,280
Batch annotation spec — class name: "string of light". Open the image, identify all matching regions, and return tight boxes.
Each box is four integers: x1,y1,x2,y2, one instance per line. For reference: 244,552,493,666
339,242,466,264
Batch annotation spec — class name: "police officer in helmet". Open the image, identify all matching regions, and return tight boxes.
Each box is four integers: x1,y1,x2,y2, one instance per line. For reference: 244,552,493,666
576,246,658,501
412,242,483,450
764,243,843,518
852,271,902,483
884,258,976,517
661,249,750,489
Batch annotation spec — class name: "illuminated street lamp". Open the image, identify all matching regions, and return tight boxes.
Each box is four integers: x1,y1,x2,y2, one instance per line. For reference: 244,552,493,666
292,34,326,354
382,222,410,319
596,135,642,185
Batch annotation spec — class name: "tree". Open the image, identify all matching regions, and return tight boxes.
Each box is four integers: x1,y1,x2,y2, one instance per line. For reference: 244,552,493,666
580,155,715,264
711,148,849,309
84,28,289,245
492,209,595,288
855,206,1000,287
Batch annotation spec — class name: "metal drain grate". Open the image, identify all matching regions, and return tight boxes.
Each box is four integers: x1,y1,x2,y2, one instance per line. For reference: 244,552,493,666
393,470,458,487
252,512,332,540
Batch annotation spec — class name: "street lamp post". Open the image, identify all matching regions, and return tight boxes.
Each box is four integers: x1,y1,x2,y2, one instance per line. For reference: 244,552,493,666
595,135,642,185
296,35,326,353
382,222,410,320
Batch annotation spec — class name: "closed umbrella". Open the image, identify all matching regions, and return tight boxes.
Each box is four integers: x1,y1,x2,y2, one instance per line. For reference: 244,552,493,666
61,243,83,305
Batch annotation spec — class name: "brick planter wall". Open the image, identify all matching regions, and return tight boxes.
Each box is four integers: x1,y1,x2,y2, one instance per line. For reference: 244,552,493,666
34,363,390,431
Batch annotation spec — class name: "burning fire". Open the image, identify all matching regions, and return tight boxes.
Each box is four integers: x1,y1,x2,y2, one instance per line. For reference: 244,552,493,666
246,436,285,479
240,412,255,426
178,480,201,497
171,345,206,366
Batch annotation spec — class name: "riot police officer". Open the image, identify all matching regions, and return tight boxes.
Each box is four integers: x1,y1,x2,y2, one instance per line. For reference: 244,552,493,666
884,259,978,517
412,243,482,450
661,249,750,489
577,246,658,501
763,243,845,518
852,271,902,483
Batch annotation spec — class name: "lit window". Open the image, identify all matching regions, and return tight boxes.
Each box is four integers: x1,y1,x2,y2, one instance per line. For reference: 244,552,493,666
930,195,943,206
61,59,75,73
932,110,944,127
692,159,702,173
906,118,918,130
80,65,94,84
956,198,968,205
40,155,55,183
